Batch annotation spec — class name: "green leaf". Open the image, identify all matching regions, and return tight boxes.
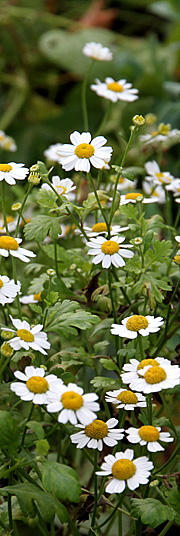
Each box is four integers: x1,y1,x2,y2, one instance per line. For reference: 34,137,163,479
46,300,100,336
119,204,139,221
26,421,44,440
37,188,58,209
100,358,119,372
36,439,50,457
28,273,49,294
0,483,67,523
11,349,35,363
24,215,62,241
42,460,81,503
165,487,180,523
90,376,120,391
145,239,172,267
130,498,175,529
0,411,18,450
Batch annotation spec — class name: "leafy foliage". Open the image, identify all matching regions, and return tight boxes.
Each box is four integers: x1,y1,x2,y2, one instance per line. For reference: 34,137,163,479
46,299,100,336
42,461,81,503
130,498,175,528
24,215,62,241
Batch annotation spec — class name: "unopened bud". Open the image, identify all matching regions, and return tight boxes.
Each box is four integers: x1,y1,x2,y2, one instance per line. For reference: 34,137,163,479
46,268,56,277
132,115,145,126
30,164,39,172
149,479,159,487
1,342,14,357
1,330,14,340
145,113,157,125
11,202,22,212
28,172,41,185
133,237,143,245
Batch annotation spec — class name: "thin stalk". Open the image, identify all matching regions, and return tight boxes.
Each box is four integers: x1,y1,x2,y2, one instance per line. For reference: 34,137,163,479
19,403,34,450
97,492,126,529
91,450,98,529
109,128,136,226
147,394,152,424
0,181,9,234
138,336,144,360
54,240,59,277
158,521,173,536
11,257,22,319
174,205,180,228
15,183,32,237
95,101,112,137
88,172,109,229
82,60,94,131
160,392,179,442
154,444,180,474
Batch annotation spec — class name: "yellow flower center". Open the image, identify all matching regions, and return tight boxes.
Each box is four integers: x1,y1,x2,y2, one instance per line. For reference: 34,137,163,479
57,185,67,194
151,130,158,137
158,123,170,136
139,425,160,442
6,216,14,223
107,82,123,92
0,236,19,251
61,391,83,410
112,459,136,480
144,366,167,384
126,315,148,332
118,177,125,183
117,391,138,404
75,143,95,159
137,358,159,371
26,376,49,394
0,164,12,172
16,329,34,342
0,279,3,289
125,193,143,200
101,240,119,255
173,255,180,265
92,223,111,233
33,292,42,302
85,419,108,439
156,172,171,184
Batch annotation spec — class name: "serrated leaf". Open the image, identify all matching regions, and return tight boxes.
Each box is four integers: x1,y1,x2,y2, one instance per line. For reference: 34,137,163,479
0,483,67,523
42,460,81,503
46,300,100,336
28,273,49,294
165,488,180,523
145,239,172,267
90,376,120,391
130,498,175,529
11,349,35,363
119,204,139,220
100,358,119,372
29,304,42,314
38,188,58,208
24,215,62,241
26,421,44,440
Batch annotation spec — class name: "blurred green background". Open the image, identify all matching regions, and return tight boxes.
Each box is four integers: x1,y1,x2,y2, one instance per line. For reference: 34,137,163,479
0,0,180,166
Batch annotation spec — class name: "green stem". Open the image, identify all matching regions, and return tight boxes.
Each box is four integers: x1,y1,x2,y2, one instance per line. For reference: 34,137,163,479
95,101,112,137
158,521,173,536
91,450,98,529
54,240,59,277
97,492,126,529
11,257,22,319
154,444,180,474
160,392,179,442
0,181,9,234
138,336,144,360
174,205,180,228
109,128,136,226
15,183,32,237
147,394,152,424
87,171,109,229
82,60,94,131
19,403,34,451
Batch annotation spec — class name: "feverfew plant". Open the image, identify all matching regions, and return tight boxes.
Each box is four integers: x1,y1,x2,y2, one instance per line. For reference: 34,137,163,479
0,37,180,536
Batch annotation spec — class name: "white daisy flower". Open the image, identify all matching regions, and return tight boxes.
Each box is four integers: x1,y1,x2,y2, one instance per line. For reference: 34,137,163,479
111,176,138,191
2,316,50,355
121,357,180,393
0,162,29,185
140,123,180,146
0,276,21,305
143,182,166,204
20,292,42,304
111,314,164,340
70,418,124,451
44,143,63,163
96,449,154,494
126,425,174,452
105,388,146,411
82,42,113,61
91,77,139,103
0,216,18,234
10,365,63,405
0,236,36,263
144,160,174,186
87,235,134,269
47,382,100,425
166,179,180,197
57,131,113,173
42,175,76,200
0,131,17,152
78,222,129,238
119,192,159,205
175,235,180,244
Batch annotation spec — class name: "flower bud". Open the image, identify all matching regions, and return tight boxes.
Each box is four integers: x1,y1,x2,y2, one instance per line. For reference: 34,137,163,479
46,268,56,277
11,202,22,212
28,172,41,185
132,115,145,126
1,342,14,357
1,330,14,340
145,113,157,125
